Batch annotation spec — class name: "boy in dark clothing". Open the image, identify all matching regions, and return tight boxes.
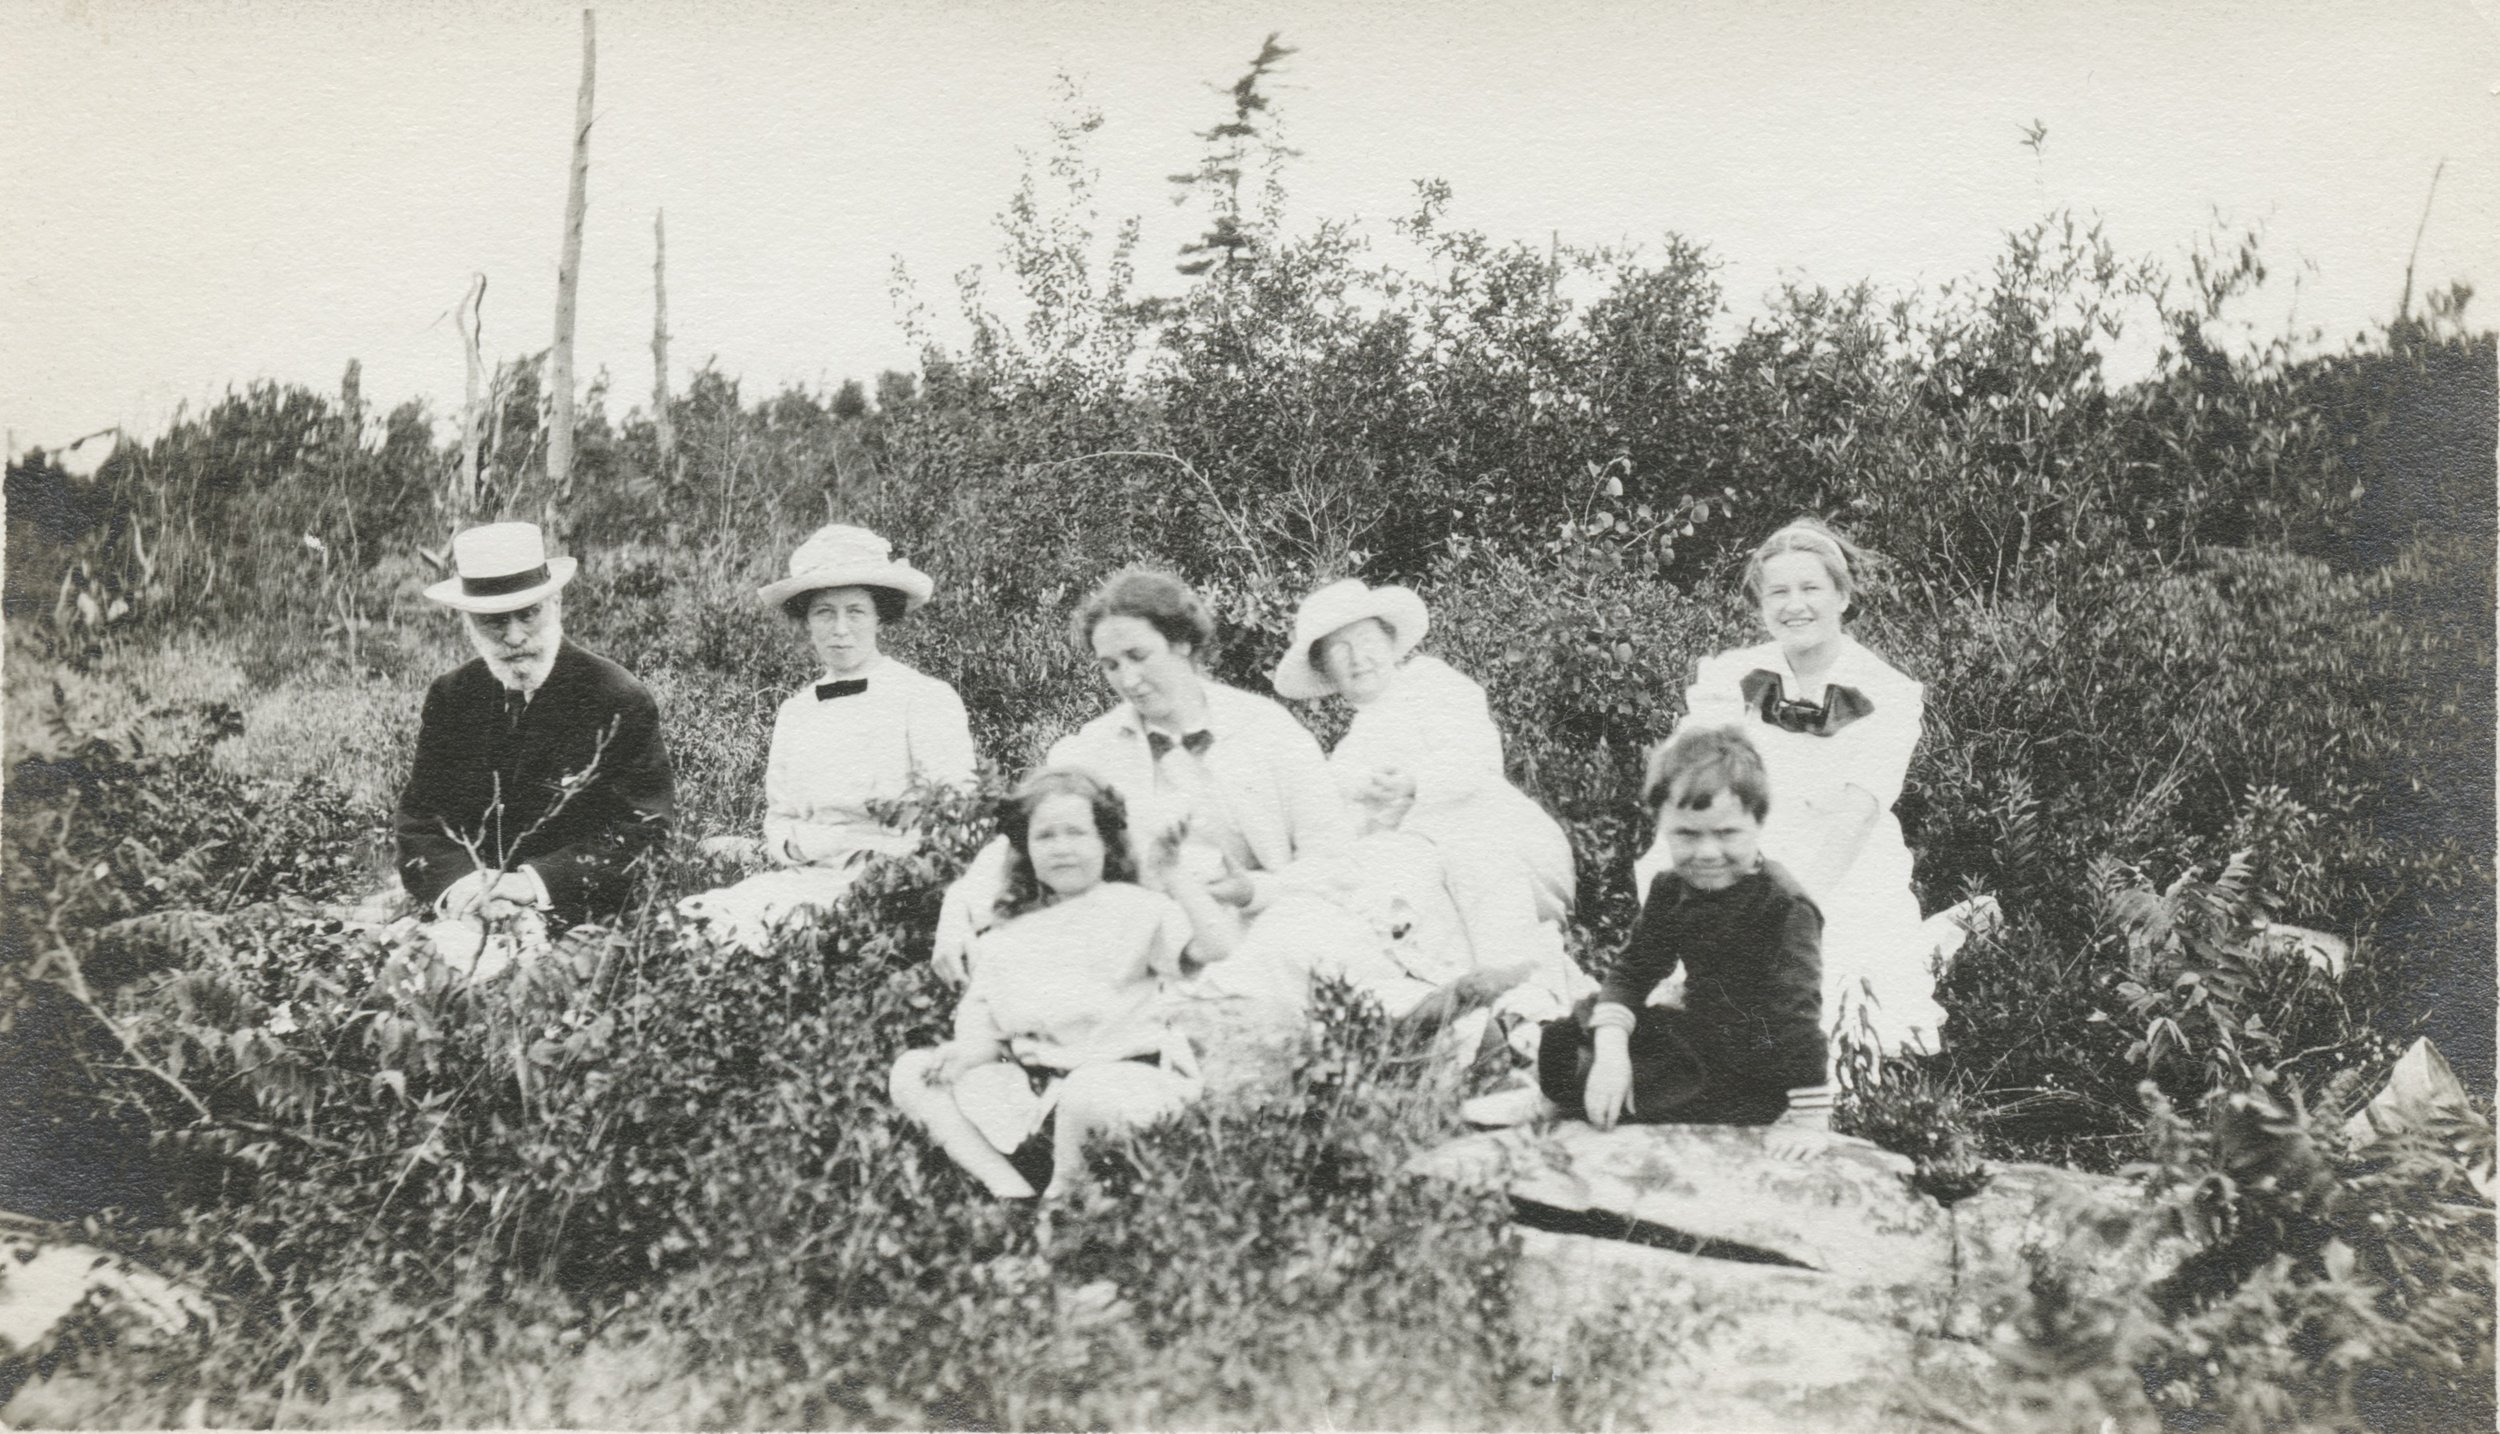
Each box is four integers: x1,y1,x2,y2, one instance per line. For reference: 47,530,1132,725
1466,726,1832,1130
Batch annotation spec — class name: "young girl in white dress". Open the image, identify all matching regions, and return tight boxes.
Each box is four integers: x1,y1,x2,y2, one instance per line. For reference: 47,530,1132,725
889,768,1240,1199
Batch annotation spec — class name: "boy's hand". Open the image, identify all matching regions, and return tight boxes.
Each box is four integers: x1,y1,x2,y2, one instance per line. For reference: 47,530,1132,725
1583,1046,1635,1131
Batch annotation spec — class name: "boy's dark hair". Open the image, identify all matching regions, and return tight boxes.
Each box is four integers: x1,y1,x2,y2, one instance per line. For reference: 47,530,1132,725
781,583,910,626
1642,724,1771,822
993,766,1139,920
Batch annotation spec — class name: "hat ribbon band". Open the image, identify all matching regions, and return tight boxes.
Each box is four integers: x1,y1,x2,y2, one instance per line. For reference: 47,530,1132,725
461,564,552,598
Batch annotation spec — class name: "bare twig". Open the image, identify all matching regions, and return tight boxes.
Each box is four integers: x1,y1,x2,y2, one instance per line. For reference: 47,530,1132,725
2396,159,2448,323
1030,449,1264,567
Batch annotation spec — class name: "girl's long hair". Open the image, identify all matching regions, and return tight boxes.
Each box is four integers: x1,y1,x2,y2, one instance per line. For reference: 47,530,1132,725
992,767,1139,922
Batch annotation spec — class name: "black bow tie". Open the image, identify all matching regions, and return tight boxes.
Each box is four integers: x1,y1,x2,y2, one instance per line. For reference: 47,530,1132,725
1738,669,1874,735
816,678,870,701
1147,729,1214,759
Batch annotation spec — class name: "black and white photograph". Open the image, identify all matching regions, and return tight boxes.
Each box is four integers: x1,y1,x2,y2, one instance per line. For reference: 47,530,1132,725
4,2,2494,1427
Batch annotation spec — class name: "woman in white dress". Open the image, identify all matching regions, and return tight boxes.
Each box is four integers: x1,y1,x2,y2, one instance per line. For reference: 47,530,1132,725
1269,578,1591,1030
1642,519,1944,1055
680,525,977,949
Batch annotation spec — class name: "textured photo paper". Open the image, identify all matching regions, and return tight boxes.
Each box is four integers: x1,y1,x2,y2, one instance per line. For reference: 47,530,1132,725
4,2,2494,1426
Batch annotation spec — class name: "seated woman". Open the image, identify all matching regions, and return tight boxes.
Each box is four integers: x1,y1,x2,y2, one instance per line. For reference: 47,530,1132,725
936,568,1472,1087
1639,518,1944,1056
680,525,976,950
890,768,1236,1198
1270,578,1592,1030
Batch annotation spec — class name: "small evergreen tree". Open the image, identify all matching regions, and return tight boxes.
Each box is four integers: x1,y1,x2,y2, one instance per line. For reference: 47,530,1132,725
1167,33,1298,279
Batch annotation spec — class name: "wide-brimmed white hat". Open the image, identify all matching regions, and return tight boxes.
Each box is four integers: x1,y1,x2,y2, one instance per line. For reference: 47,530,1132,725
423,521,579,614
1270,577,1430,699
756,524,934,613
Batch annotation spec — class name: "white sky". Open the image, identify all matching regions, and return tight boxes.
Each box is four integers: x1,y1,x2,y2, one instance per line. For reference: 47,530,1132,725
6,0,2497,459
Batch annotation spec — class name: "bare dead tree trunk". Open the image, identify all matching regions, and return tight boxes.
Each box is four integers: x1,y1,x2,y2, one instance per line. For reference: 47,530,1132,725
546,8,595,520
651,208,675,464
455,272,488,519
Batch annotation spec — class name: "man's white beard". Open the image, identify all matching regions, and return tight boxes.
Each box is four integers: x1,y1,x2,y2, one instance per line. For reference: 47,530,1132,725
468,617,563,694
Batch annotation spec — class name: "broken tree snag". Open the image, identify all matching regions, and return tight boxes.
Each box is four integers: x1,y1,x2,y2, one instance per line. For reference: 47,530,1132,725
456,272,488,519
547,7,595,510
652,209,675,463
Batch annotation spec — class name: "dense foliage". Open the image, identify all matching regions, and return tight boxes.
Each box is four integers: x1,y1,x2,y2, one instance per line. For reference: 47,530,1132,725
4,85,2491,1429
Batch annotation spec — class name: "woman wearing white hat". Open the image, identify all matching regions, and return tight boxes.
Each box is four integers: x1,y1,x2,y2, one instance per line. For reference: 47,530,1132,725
679,525,977,948
1273,578,1590,1032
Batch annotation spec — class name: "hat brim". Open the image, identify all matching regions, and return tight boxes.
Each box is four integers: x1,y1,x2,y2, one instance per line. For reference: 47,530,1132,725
425,556,578,614
1271,584,1430,699
757,562,935,613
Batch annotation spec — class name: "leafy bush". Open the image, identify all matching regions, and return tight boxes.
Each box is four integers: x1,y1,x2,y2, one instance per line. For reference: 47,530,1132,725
1995,1079,2494,1433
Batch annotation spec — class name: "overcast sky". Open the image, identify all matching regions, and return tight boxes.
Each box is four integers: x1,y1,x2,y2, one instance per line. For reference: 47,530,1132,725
6,0,2496,461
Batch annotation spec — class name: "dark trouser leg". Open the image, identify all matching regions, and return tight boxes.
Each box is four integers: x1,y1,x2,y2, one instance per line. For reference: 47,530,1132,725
1534,1005,1785,1126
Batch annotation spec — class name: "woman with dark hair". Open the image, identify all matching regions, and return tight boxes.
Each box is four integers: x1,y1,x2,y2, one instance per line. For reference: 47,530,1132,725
679,525,976,949
1644,517,1943,1055
936,567,1471,1085
891,767,1233,1199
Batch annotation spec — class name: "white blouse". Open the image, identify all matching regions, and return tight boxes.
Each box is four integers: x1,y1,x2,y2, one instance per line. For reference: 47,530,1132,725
1685,636,1923,812
762,656,977,865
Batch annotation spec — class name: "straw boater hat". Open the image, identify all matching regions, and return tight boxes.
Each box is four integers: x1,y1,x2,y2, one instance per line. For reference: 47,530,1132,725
756,524,934,613
423,521,579,614
1270,577,1430,700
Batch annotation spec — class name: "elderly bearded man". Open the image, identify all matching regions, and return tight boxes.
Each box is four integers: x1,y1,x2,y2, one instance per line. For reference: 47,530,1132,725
394,522,675,962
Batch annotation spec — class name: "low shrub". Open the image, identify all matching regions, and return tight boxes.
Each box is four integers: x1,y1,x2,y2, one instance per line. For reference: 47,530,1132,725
1992,1079,2495,1434
41,764,1694,1427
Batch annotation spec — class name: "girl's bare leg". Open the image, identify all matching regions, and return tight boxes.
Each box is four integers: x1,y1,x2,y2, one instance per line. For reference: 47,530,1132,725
889,1049,1037,1198
1045,1064,1192,1198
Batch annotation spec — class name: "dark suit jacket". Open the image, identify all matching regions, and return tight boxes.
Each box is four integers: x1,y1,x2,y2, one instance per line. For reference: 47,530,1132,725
394,640,675,924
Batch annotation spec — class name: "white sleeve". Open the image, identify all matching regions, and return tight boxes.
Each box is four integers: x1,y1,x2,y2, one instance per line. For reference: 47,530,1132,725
951,972,1007,1048
759,701,818,863
934,836,1013,985
1840,678,1922,810
1396,667,1503,807
1143,891,1194,980
1682,651,1753,731
909,676,980,789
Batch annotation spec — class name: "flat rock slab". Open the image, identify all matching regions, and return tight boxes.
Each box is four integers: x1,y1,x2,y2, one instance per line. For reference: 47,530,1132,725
1509,1227,1996,1433
1411,1123,1955,1296
1943,1160,2177,1341
0,1232,204,1355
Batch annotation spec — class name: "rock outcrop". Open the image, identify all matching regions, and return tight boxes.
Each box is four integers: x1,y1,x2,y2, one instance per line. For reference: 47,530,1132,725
1410,1122,2176,1430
